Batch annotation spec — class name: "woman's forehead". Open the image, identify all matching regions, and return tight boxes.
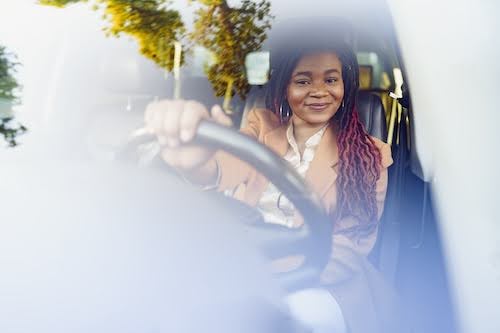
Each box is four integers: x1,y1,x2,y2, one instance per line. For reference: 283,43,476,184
293,52,343,73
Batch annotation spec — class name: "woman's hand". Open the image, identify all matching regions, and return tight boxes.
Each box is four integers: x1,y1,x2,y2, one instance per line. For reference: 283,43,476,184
144,99,232,182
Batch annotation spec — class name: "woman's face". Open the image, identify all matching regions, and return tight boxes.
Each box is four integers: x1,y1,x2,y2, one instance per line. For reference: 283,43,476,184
286,52,344,127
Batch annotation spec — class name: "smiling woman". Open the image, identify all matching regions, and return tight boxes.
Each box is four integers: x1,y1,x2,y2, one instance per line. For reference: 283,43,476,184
3,1,499,333
143,22,396,331
286,52,345,129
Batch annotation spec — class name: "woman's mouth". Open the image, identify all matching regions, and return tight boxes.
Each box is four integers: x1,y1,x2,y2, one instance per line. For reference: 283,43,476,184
306,103,331,111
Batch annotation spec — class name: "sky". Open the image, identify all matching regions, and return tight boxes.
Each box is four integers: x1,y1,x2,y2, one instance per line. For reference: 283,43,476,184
0,0,193,122
0,1,93,123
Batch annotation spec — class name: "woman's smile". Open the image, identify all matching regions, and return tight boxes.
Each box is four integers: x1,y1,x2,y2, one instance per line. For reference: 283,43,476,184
305,102,333,111
286,52,344,127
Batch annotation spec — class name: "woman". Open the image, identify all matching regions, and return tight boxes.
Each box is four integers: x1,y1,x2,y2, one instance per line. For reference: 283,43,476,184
144,39,399,332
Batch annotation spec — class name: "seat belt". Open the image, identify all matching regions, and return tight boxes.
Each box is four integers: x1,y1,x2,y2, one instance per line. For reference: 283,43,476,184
378,106,409,284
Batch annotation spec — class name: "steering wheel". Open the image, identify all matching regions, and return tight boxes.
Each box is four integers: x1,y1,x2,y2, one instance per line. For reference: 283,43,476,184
123,120,333,291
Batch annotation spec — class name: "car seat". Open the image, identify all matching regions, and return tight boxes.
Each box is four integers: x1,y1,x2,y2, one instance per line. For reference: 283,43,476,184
240,88,387,141
355,91,387,140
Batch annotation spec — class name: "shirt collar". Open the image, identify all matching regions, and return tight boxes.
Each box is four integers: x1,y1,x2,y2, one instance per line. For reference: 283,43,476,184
286,122,329,155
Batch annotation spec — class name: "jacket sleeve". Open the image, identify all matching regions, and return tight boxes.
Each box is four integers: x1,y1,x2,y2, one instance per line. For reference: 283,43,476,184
321,140,393,283
213,109,262,192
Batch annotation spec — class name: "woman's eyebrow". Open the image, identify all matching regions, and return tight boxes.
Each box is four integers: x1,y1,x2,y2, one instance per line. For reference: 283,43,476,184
293,71,312,77
293,69,341,77
324,69,341,75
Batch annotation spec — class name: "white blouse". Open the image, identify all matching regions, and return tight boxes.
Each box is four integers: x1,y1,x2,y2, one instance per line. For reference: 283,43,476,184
256,122,329,228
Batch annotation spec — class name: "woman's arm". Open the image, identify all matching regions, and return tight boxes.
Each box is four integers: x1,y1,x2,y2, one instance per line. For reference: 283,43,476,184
143,100,234,186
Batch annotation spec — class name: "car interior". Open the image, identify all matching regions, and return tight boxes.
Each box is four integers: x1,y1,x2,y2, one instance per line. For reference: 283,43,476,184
57,5,457,333
228,14,457,333
5,0,500,331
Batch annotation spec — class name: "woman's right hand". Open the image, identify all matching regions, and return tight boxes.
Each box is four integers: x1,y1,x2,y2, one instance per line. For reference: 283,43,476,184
144,99,232,173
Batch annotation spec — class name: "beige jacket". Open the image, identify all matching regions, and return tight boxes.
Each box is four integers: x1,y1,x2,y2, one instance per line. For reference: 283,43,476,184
212,108,403,333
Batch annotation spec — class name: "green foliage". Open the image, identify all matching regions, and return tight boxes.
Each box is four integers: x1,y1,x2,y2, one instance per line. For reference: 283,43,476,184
38,0,83,7
39,0,273,98
0,46,26,147
102,0,186,72
192,0,272,98
0,46,20,101
39,0,187,71
0,118,27,147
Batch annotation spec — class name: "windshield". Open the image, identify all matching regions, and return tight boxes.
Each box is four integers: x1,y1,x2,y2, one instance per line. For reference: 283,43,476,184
5,2,497,333
0,0,402,157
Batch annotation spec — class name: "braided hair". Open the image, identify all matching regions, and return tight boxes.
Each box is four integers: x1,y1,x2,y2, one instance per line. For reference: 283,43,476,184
265,39,382,229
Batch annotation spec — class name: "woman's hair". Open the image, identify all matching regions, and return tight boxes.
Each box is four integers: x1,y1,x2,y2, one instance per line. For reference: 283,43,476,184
265,38,382,228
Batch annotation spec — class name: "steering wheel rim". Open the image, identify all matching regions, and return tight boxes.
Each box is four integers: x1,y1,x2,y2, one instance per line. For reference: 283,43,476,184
123,120,333,290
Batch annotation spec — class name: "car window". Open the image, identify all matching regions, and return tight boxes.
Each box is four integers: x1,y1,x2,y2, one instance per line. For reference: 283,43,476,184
1,1,406,153
7,2,496,333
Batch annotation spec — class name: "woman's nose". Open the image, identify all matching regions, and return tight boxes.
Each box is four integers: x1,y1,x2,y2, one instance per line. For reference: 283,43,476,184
309,82,328,97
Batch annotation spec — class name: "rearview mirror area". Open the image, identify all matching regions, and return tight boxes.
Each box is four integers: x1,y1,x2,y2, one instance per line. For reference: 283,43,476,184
245,51,270,85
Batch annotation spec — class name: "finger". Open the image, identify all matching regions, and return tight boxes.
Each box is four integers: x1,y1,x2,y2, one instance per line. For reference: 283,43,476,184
160,146,179,167
162,100,184,147
144,101,166,135
144,101,155,126
211,105,233,127
157,134,168,146
179,100,209,143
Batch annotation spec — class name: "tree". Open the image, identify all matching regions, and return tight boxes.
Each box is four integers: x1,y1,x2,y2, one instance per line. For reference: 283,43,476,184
0,46,20,102
39,0,272,99
0,46,26,147
192,0,271,99
38,0,81,6
39,0,187,71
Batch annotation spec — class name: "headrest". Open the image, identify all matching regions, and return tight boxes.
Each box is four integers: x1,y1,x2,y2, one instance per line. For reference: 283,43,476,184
241,88,387,143
356,91,387,141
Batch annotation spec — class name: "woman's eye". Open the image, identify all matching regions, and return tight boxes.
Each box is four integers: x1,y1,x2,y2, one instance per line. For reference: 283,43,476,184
294,79,310,85
326,77,338,84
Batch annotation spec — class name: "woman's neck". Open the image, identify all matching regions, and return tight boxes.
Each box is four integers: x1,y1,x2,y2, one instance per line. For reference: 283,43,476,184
292,118,326,145
291,117,329,153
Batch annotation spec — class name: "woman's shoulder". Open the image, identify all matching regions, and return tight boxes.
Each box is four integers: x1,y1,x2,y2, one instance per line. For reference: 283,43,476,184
244,107,282,132
369,136,393,168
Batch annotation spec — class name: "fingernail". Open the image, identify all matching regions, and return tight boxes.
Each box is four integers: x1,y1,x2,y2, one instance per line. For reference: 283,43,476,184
180,130,191,142
158,135,168,145
167,138,179,147
212,105,222,114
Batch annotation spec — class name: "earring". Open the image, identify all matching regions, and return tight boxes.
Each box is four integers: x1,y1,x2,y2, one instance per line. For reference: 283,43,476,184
279,100,291,123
